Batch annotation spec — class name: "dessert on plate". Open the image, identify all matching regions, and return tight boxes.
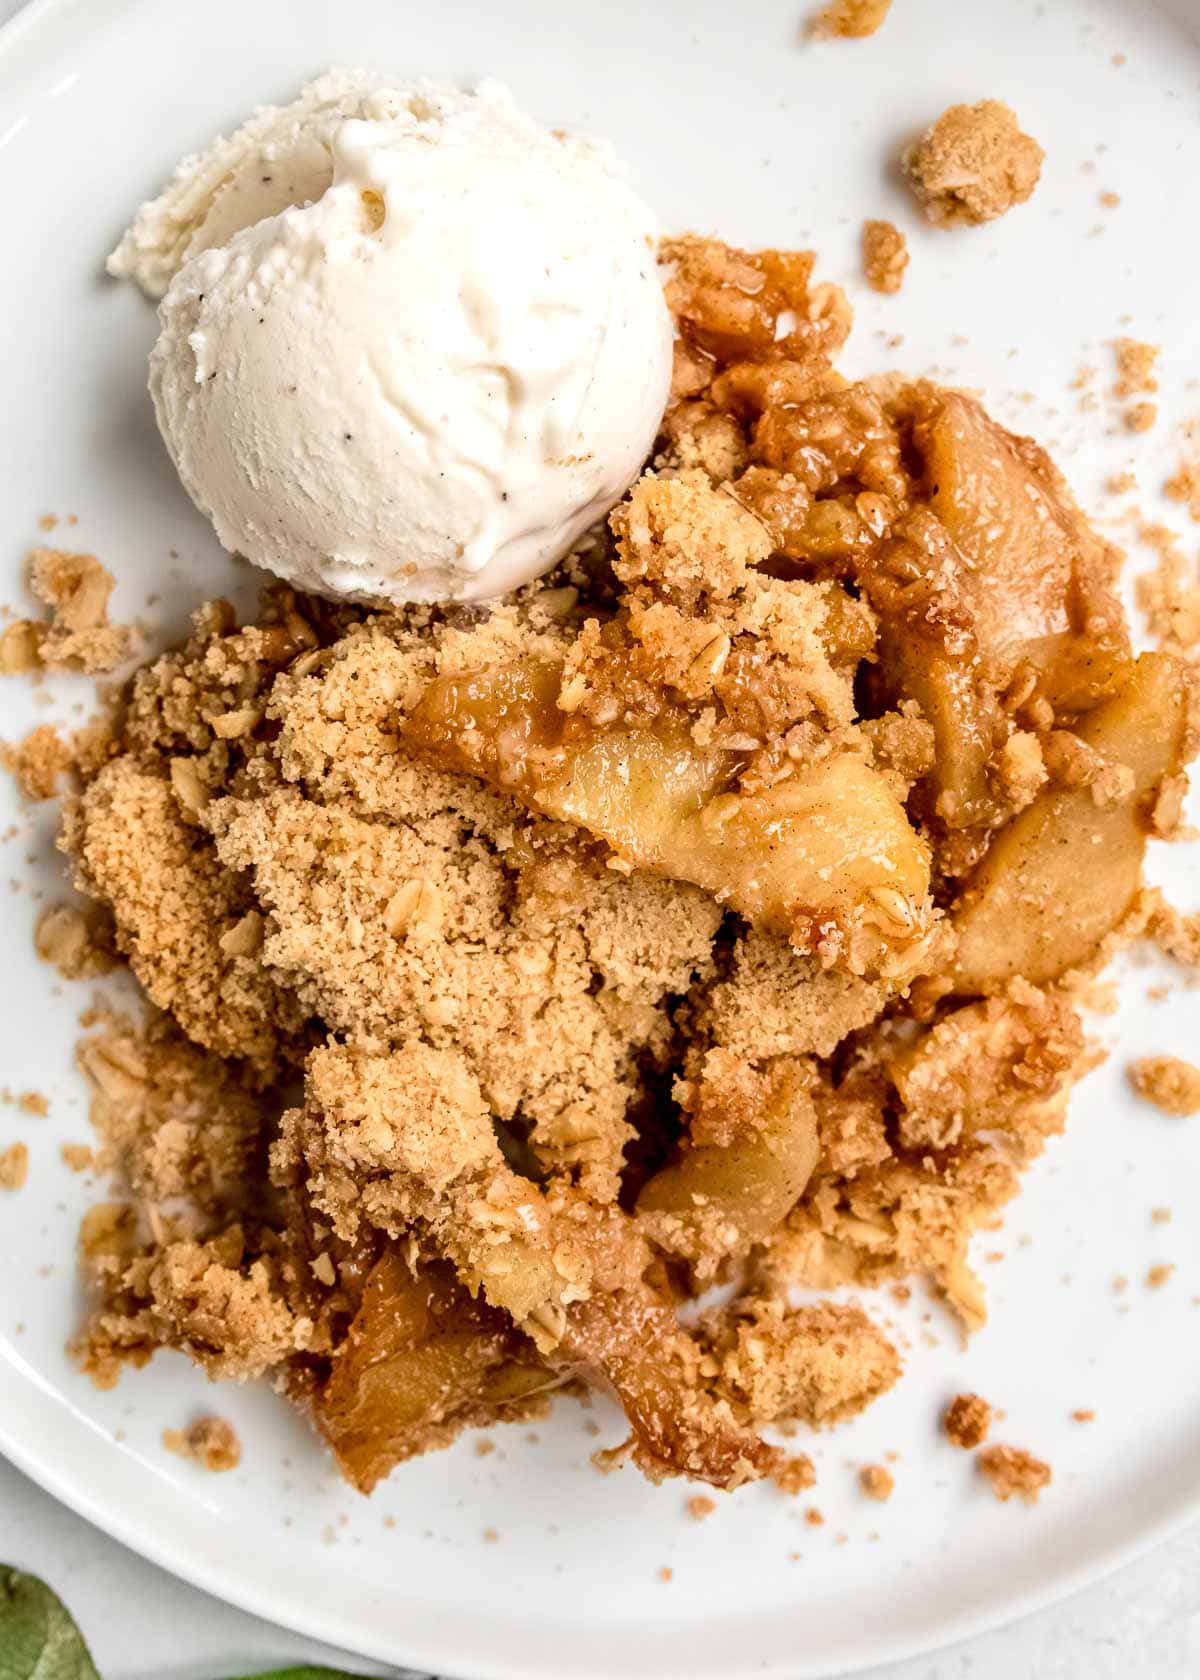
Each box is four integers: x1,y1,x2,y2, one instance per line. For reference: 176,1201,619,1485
21,73,1195,1494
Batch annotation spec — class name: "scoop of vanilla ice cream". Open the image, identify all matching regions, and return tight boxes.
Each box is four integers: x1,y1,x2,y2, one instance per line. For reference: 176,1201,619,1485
111,72,673,604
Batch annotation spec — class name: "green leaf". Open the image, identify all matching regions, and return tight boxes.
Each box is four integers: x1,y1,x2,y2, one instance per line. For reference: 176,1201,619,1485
223,1670,377,1679
0,1567,100,1680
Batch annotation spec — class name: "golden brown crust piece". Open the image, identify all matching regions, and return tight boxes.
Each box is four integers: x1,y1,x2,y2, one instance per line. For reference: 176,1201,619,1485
698,1293,901,1429
904,101,1044,227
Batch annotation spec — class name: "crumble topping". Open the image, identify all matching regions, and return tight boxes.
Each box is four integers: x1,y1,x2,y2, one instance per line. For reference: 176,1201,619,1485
862,220,909,295
904,101,1044,227
977,1443,1051,1504
943,1391,992,1449
1129,1056,1200,1117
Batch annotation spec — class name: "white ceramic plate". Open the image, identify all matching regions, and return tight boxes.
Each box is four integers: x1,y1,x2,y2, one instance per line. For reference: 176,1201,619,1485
1,1,1199,1676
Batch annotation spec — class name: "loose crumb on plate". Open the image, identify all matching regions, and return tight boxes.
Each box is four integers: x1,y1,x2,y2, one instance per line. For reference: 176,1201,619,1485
61,1142,95,1172
1071,1409,1096,1423
0,725,74,803
0,1141,29,1190
809,0,891,37
0,549,135,676
861,220,908,295
903,101,1044,227
17,1090,48,1117
771,1454,817,1496
977,1444,1051,1504
1128,1055,1200,1117
1113,338,1159,398
1164,458,1200,524
1124,402,1157,434
1145,1264,1175,1290
162,1414,241,1471
943,1392,992,1449
859,1463,894,1501
804,1507,825,1527
687,1494,717,1521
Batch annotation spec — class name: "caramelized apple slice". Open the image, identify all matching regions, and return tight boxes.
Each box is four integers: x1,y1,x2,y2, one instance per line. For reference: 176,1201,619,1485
552,1279,780,1488
952,653,1193,991
920,392,1131,710
638,1057,820,1265
312,1250,555,1492
865,391,1131,829
404,663,932,976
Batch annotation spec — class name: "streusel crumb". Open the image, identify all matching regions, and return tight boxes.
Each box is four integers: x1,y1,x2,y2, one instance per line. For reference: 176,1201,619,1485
1124,402,1157,434
0,1141,29,1190
944,1392,992,1449
772,1455,818,1496
1,724,74,802
1129,1055,1200,1117
810,0,891,39
162,1414,242,1471
862,220,909,294
978,1443,1050,1504
1165,458,1200,524
1113,338,1159,398
859,1463,894,1501
904,101,1044,227
1,549,135,675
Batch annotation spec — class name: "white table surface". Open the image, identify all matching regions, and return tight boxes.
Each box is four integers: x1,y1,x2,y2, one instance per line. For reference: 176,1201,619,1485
1,1,1198,1676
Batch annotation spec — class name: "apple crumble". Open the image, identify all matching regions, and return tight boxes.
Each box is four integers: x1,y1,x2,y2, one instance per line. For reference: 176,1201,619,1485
25,234,1197,1495
904,101,1044,227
